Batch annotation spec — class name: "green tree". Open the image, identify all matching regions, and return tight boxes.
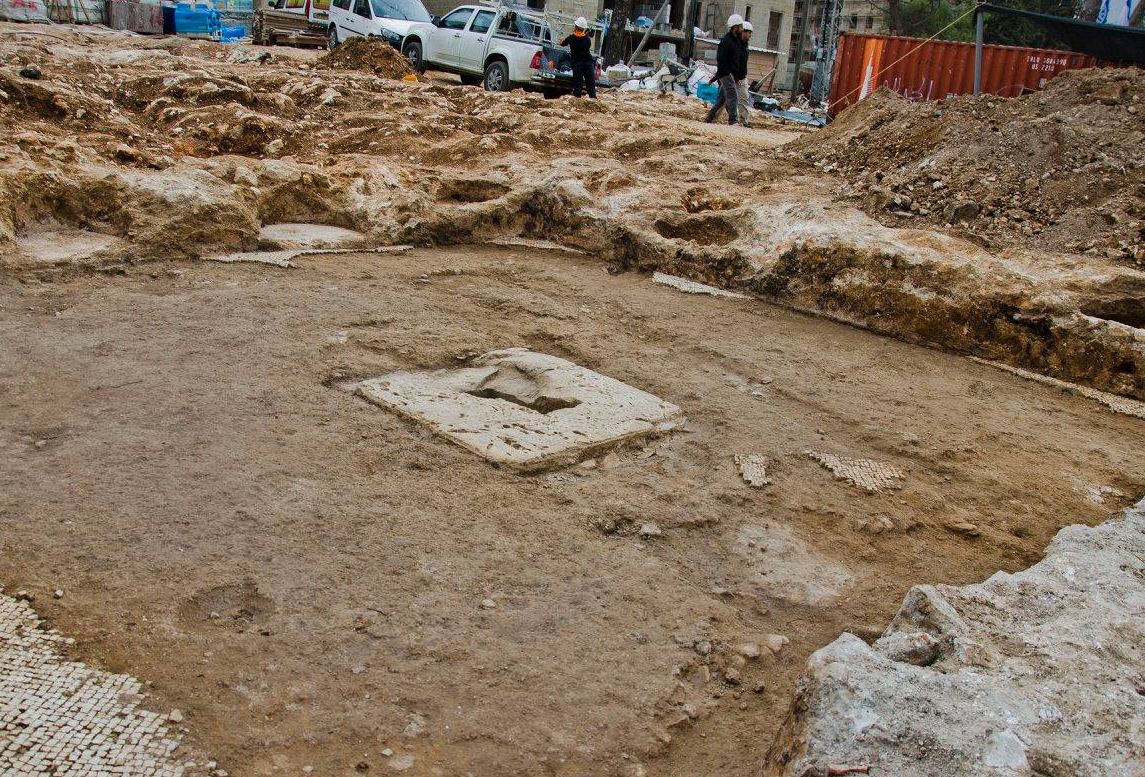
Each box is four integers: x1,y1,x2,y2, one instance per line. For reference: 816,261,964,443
870,0,1088,48
978,0,1083,48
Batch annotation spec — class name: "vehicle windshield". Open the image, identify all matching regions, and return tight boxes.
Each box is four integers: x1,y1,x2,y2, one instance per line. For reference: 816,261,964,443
368,0,430,21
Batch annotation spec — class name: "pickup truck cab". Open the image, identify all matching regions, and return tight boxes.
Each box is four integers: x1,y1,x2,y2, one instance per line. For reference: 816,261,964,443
400,4,556,91
326,0,432,50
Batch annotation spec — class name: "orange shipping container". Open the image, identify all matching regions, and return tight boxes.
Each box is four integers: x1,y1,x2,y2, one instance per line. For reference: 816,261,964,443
828,32,1095,116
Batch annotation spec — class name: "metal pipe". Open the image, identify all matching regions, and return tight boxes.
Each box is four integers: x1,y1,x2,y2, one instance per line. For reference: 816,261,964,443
973,2,984,96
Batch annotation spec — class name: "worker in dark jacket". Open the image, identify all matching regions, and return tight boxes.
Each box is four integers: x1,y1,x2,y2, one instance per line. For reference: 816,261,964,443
560,17,597,98
704,14,744,125
708,19,753,126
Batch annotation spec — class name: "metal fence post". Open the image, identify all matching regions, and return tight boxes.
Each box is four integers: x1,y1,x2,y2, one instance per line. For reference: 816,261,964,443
974,3,984,96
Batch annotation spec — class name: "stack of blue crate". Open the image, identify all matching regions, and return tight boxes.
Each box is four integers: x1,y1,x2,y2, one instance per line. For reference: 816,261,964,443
173,1,221,38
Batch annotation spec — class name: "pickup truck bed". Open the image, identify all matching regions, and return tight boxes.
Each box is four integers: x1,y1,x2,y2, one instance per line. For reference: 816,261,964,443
534,43,602,93
252,8,329,47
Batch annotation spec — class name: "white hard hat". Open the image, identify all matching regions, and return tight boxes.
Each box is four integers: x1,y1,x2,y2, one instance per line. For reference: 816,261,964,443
727,13,744,28
742,20,753,31
574,16,588,28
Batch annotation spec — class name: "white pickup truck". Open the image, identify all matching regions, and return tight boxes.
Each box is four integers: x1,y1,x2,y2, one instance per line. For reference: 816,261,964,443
399,3,559,91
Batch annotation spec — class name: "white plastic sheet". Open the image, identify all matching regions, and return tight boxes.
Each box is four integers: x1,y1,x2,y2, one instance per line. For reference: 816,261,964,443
687,62,716,92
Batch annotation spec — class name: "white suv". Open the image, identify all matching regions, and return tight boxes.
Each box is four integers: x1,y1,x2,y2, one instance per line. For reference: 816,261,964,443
326,0,432,50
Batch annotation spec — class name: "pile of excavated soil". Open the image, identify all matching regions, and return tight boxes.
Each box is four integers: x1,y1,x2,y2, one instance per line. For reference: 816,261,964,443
795,68,1145,265
315,36,414,79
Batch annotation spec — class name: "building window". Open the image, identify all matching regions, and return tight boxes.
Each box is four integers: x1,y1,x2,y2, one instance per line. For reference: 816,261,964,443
849,13,857,28
767,10,782,48
744,4,751,20
865,15,873,29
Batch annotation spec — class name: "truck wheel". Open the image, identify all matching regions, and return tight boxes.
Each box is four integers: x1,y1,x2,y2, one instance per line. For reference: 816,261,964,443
483,60,509,92
402,39,425,73
327,24,338,49
459,73,481,87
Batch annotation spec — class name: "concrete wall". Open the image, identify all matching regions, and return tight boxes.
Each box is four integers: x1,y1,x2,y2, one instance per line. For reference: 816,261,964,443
544,0,600,26
422,0,460,17
737,0,792,88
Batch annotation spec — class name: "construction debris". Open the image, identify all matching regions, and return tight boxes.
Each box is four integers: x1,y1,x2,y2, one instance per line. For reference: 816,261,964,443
314,36,415,80
797,68,1145,264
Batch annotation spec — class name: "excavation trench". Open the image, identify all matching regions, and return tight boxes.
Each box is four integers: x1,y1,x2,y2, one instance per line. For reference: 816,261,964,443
5,152,1141,406
2,242,1143,777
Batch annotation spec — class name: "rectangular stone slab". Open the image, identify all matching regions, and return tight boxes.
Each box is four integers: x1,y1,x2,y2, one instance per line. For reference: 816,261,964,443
355,348,685,472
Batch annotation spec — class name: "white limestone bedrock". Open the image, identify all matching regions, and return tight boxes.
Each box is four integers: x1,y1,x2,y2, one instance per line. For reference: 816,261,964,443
769,497,1145,777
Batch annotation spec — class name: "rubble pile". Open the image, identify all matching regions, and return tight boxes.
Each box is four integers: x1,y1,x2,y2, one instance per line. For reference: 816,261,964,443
314,36,415,80
797,68,1145,265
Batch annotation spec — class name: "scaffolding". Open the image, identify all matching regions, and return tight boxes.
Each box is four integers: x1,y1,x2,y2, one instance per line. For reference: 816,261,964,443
808,0,840,106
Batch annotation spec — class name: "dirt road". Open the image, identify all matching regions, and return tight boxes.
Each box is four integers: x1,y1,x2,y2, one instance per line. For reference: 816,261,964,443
3,244,1142,775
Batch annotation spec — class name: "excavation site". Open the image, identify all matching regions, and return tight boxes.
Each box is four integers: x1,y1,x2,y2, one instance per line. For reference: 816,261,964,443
1,20,1143,777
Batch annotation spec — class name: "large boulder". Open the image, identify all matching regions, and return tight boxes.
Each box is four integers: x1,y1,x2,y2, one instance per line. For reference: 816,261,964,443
766,498,1145,777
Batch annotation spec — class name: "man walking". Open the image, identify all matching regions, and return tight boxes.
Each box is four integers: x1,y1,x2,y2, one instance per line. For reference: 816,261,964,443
704,14,743,125
707,19,753,126
736,20,753,127
560,17,597,99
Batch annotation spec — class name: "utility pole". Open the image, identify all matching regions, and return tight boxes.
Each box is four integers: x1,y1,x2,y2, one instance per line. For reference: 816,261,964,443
789,0,814,98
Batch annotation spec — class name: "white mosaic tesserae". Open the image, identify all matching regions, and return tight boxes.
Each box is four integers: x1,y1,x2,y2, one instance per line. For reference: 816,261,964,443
356,348,685,471
0,590,196,776
806,451,905,493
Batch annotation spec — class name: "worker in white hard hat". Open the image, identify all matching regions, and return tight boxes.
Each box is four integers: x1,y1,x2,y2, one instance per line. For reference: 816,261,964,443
703,13,744,124
708,19,754,126
560,16,597,98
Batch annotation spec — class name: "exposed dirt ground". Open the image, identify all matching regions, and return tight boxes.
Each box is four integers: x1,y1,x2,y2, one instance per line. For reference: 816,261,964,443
1,21,1144,777
3,244,1144,776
